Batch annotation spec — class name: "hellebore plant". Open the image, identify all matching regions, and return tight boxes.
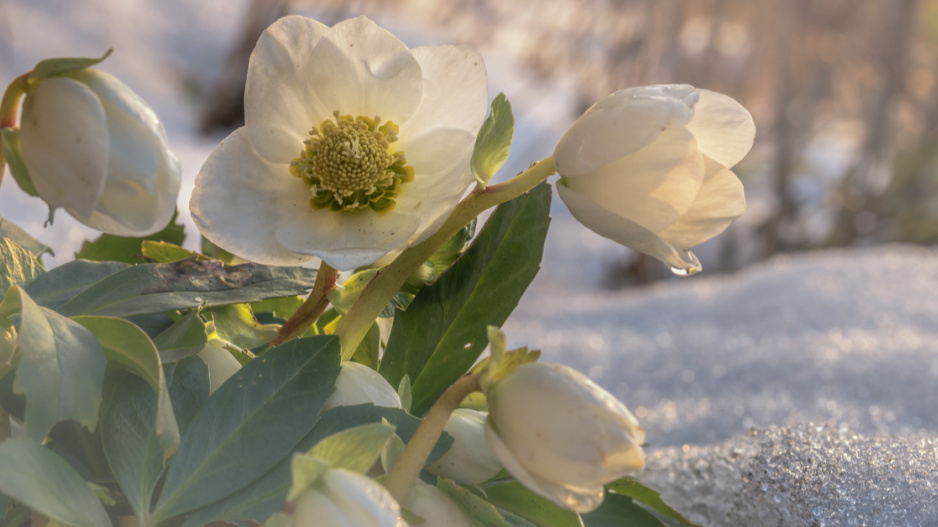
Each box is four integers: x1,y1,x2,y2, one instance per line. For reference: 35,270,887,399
0,13,755,527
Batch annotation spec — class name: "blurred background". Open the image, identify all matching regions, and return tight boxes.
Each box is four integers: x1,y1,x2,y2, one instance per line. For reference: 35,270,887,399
1,0,935,287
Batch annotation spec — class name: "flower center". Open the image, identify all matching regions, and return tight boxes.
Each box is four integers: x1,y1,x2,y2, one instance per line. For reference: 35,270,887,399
290,111,414,212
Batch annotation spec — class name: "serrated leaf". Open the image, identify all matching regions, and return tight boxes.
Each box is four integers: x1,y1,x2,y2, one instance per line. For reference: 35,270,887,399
25,260,129,310
179,405,451,527
75,214,185,264
56,259,319,317
0,287,105,441
0,127,39,197
0,216,49,256
153,309,208,363
151,336,341,524
0,439,112,527
483,481,582,527
207,304,278,350
381,183,551,415
606,478,697,526
142,240,204,263
73,316,180,459
100,357,209,524
27,49,112,83
471,93,515,187
0,237,44,295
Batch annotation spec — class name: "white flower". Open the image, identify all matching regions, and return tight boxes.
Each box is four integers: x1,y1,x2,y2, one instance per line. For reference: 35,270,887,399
321,361,402,412
289,468,405,527
19,69,180,236
553,84,754,274
484,362,645,513
426,408,502,485
190,15,488,271
403,481,475,527
196,338,242,394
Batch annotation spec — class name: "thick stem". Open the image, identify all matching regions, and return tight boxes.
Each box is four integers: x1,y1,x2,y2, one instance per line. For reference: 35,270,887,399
0,406,9,443
0,74,29,187
270,261,338,347
383,372,483,503
335,157,556,358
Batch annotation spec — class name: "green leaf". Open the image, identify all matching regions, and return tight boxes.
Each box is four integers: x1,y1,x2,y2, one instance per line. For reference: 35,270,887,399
252,295,304,320
141,240,204,263
27,49,112,83
483,481,581,527
471,93,514,187
287,422,397,501
151,336,341,524
56,259,319,317
207,304,279,350
0,216,49,256
581,493,672,527
437,479,511,527
179,405,450,527
381,183,551,415
397,374,412,414
153,310,208,363
75,214,185,264
0,127,39,197
350,322,380,369
25,260,129,311
428,218,476,276
201,235,238,264
606,478,696,526
0,287,105,441
72,316,180,459
0,439,112,527
0,237,44,295
100,358,209,524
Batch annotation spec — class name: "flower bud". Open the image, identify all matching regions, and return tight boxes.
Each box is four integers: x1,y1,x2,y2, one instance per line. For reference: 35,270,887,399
19,68,180,236
426,408,502,485
553,84,754,275
289,468,405,527
404,481,475,527
322,361,401,412
196,338,242,394
485,362,645,513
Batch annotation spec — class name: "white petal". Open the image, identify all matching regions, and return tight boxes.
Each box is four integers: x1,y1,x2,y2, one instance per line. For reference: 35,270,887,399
323,469,404,527
397,127,476,180
553,85,696,177
276,208,421,272
245,15,331,164
485,421,605,513
303,16,422,125
557,182,702,274
400,45,488,140
561,127,704,232
322,362,401,412
190,128,313,266
20,77,109,218
685,89,755,168
658,157,746,249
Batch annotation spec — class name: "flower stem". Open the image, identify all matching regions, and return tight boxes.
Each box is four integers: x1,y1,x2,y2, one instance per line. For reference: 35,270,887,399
0,73,29,189
270,260,338,347
383,372,483,503
335,156,556,358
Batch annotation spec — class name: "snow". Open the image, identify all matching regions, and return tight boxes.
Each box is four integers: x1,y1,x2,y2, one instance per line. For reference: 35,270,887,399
3,2,938,525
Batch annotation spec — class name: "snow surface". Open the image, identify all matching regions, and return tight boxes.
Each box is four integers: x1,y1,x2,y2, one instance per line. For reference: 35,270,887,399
3,1,937,525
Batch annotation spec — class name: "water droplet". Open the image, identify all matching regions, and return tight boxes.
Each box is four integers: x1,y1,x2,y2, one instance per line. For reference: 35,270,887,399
669,249,702,276
193,296,204,303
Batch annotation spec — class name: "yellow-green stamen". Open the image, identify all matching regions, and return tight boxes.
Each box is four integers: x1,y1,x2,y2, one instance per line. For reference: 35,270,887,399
290,111,415,212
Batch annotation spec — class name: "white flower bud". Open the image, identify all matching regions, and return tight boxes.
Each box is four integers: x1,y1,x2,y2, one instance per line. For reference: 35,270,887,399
289,468,405,527
196,339,242,395
19,69,181,236
426,408,502,485
553,84,754,274
403,481,475,527
485,362,645,513
322,361,401,412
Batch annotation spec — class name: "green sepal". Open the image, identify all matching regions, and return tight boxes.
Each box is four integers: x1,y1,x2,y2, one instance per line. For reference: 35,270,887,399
27,49,113,84
206,303,279,350
1,127,38,197
478,326,540,393
397,374,412,414
471,93,514,187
